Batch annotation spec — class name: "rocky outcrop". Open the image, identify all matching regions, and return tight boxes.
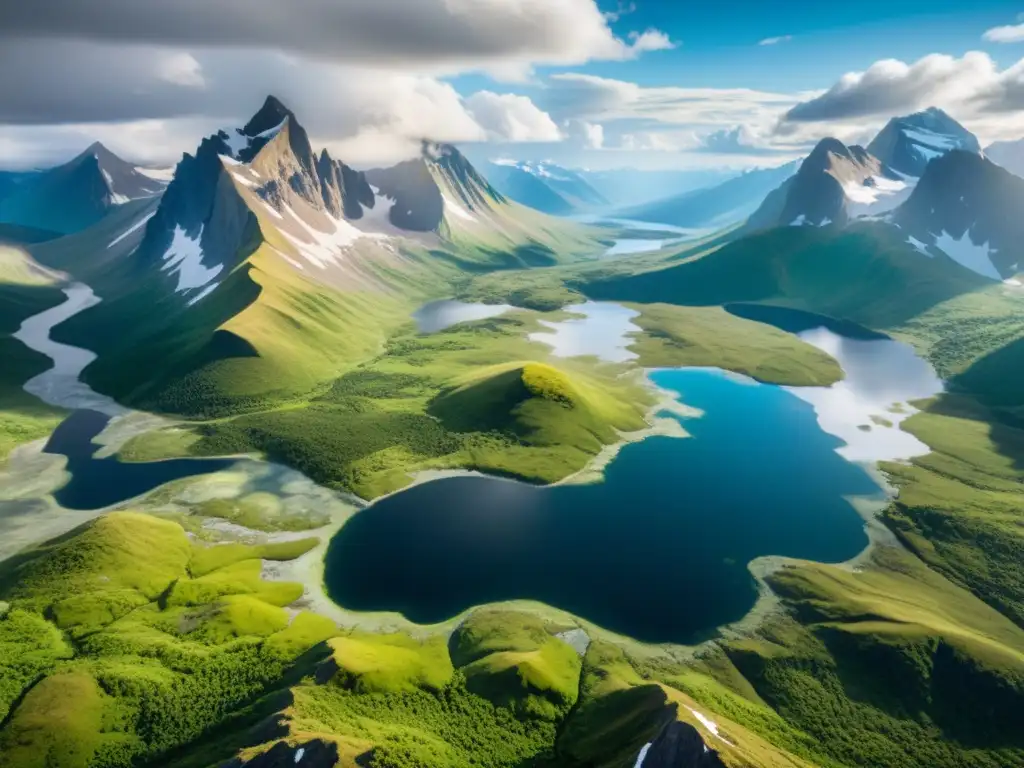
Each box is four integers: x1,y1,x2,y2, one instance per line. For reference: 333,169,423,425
640,721,727,768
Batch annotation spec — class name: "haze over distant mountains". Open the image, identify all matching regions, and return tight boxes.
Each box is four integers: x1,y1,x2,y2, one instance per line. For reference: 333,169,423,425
0,142,166,235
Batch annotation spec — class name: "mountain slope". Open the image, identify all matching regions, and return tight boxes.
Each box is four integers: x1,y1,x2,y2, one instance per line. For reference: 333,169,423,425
583,223,989,329
893,150,1024,280
747,139,910,229
44,97,602,417
867,107,981,179
0,143,165,234
621,161,799,228
485,160,607,215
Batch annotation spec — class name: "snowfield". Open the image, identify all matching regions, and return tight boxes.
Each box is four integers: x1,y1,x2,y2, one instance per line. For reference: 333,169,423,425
160,225,224,292
933,229,1002,280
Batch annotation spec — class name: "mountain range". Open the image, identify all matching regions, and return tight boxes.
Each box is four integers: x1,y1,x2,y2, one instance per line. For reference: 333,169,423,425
21,96,599,416
0,142,166,235
485,160,608,215
620,160,801,229
2,92,1024,768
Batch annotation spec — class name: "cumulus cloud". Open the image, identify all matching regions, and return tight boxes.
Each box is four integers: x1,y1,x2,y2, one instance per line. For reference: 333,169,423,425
154,52,206,88
758,35,792,46
565,119,605,149
983,23,1024,43
0,0,671,73
783,52,999,122
627,29,677,53
464,91,562,142
698,125,776,153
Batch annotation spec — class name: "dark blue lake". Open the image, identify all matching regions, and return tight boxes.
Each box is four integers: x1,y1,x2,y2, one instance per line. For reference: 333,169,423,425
44,409,237,510
324,367,879,644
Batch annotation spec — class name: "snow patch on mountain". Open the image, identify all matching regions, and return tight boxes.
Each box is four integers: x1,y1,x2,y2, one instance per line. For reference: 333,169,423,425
359,189,398,233
279,205,389,269
108,212,156,249
907,235,931,256
933,230,1001,280
442,194,477,222
160,225,223,292
136,166,176,182
844,175,914,218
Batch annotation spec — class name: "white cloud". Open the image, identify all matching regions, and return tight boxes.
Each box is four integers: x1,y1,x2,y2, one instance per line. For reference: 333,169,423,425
983,23,1024,43
759,35,792,46
627,29,677,54
784,52,1001,122
154,51,205,88
603,1,637,23
565,119,605,149
0,1,674,77
464,91,562,142
542,73,801,129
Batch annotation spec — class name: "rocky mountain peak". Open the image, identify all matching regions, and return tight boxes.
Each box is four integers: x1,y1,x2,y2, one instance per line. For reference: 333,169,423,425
242,95,294,137
867,106,980,178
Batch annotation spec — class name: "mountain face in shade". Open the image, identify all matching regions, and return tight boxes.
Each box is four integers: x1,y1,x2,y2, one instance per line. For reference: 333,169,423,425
485,160,607,215
892,149,1024,280
638,721,726,768
984,138,1024,179
365,142,506,232
747,138,910,229
0,142,164,234
867,107,981,179
621,160,799,229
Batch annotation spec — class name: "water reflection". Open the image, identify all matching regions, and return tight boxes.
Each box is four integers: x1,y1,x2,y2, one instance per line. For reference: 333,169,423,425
412,299,513,333
528,302,640,363
787,327,944,462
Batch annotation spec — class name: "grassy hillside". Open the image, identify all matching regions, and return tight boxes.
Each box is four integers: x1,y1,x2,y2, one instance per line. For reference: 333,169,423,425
881,395,1024,626
583,224,989,328
0,247,68,460
626,303,842,386
144,317,652,498
718,546,1024,768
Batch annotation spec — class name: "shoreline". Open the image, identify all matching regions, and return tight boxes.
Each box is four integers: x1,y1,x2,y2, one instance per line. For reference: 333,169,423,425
2,289,928,667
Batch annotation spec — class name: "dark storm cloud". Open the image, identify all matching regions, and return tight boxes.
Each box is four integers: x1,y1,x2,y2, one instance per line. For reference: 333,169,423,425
0,0,624,68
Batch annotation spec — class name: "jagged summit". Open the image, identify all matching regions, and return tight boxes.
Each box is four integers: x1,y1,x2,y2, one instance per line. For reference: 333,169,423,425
867,106,980,178
747,136,909,229
242,95,293,136
893,149,1024,279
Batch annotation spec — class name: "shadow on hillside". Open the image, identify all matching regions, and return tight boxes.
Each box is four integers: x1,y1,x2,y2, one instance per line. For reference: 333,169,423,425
920,394,1024,473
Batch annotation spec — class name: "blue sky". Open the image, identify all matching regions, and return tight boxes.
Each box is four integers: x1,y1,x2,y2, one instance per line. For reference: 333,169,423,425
2,0,1024,170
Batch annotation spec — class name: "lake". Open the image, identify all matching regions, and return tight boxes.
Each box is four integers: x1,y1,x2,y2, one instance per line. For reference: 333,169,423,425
323,309,944,643
325,365,884,643
529,301,641,362
44,409,239,510
412,299,513,333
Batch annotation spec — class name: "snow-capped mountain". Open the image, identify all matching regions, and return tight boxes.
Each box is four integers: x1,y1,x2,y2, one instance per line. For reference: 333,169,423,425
747,138,912,229
866,107,981,179
366,142,508,232
485,159,607,215
620,160,800,229
0,142,165,234
892,150,1024,280
105,96,577,311
984,138,1024,179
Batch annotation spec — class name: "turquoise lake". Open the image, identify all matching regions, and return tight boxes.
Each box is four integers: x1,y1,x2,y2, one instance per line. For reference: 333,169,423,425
324,365,882,644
